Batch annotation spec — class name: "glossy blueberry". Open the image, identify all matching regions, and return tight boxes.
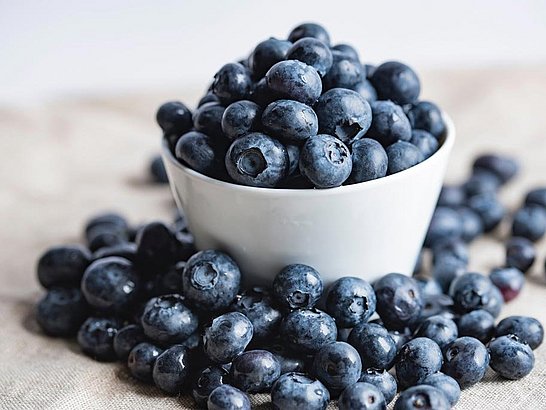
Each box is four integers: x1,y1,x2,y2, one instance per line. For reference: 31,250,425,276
81,257,139,313
367,100,412,146
331,43,359,61
410,129,439,159
414,275,443,297
225,132,288,188
175,131,226,178
389,328,413,352
394,385,450,410
198,91,220,107
395,337,443,389
432,256,466,293
489,335,534,380
183,250,241,311
437,185,465,208
286,38,333,77
374,273,423,330
299,134,352,188
77,316,120,361
156,101,192,136
113,324,146,360
489,267,524,302
457,309,495,344
271,372,330,410
249,38,292,78
280,308,337,354
348,138,388,184
262,99,318,144
338,382,386,410
457,207,484,242
273,264,323,310
263,341,307,374
386,141,424,175
505,237,536,273
370,61,420,105
231,287,282,340
442,336,489,388
495,316,544,350
351,80,378,102
322,56,365,90
424,207,463,248
422,372,460,407
192,365,229,407
212,63,252,104
203,312,253,363
348,323,396,370
415,315,458,350
193,102,226,137
37,245,92,289
312,341,362,393
406,101,446,138
449,272,497,314
152,344,190,394
326,276,376,328
463,170,500,197
472,154,519,184
36,287,88,337
141,294,198,344
467,193,506,232
127,342,162,383
512,205,546,242
230,349,281,393
288,22,330,45
525,187,546,209
221,100,262,140
359,368,397,404
207,384,251,410
286,144,300,175
265,60,322,105
315,88,372,144
249,77,281,107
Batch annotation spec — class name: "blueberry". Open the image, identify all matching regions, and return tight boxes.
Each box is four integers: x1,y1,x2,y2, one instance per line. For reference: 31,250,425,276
77,316,120,361
262,99,318,144
367,100,412,146
37,245,92,289
207,384,251,410
87,227,127,253
322,56,365,90
183,250,241,311
393,385,450,410
432,239,469,267
230,349,281,393
424,207,463,248
389,328,413,352
152,344,190,394
198,91,220,107
512,205,546,242
374,273,423,330
472,154,519,184
280,308,337,354
525,187,546,209
456,207,484,242
212,63,252,104
315,88,372,144
113,324,146,360
421,372,460,407
263,341,307,374
266,60,322,105
489,334,534,380
417,294,456,324
271,372,330,410
286,38,333,77
231,287,282,341
225,132,288,187
442,336,489,388
370,61,420,105
437,185,465,208
432,256,466,293
193,102,226,137
329,44,358,60
348,323,396,370
149,155,168,183
489,267,524,302
326,276,377,328
249,38,292,78
449,272,498,314
221,100,262,140
156,101,193,136
175,131,226,178
85,212,129,236
192,365,229,407
299,134,352,188
410,129,439,159
505,237,536,273
204,312,253,363
351,80,378,102
338,382,386,410
457,309,495,344
136,221,181,270
249,77,281,107
467,193,506,232
463,170,500,197
495,316,544,350
483,285,504,318
81,257,139,313
312,341,362,393
36,287,88,337
386,141,424,175
144,261,185,297
273,264,323,310
286,144,301,175
406,101,446,139
93,242,138,263
395,337,443,389
415,315,458,350
364,64,377,80
414,275,443,297
127,342,162,383
358,368,397,404
140,294,198,344
288,22,331,46
347,139,388,184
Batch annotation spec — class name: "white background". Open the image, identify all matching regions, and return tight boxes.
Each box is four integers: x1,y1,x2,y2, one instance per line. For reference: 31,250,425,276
1,0,545,104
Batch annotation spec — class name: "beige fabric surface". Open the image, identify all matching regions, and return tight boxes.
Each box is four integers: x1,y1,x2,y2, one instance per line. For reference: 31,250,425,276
0,66,545,409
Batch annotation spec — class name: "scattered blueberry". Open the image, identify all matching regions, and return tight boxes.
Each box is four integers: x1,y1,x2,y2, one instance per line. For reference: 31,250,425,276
230,349,281,393
449,272,499,314
273,264,323,310
424,207,463,248
393,385,450,410
36,287,88,337
467,193,506,232
414,275,443,297
127,342,163,383
338,382,386,410
456,207,484,242
358,368,397,404
262,99,318,144
421,372,460,407
266,60,322,105
280,308,337,354
472,154,519,185
395,337,443,389
93,242,138,263
495,316,543,350
113,324,147,360
511,205,546,242
437,185,466,208
432,239,469,266
406,101,446,139
156,101,193,136
463,170,500,197
348,323,397,370
386,141,424,175
152,344,190,394
331,43,359,61
37,245,92,289
489,267,525,302
442,336,489,388
326,276,376,328
489,334,534,380
270,372,330,410
263,341,307,374
212,62,252,104
203,312,253,364
351,80,378,102
525,187,546,209
207,384,251,410
505,237,536,273
77,316,120,361
221,100,262,140
312,341,362,393
415,315,458,349
367,100,412,146
432,256,467,293
457,309,495,344
192,365,229,407
370,61,420,105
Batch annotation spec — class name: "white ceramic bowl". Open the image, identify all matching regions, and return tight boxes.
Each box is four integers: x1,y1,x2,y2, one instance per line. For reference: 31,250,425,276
162,115,455,286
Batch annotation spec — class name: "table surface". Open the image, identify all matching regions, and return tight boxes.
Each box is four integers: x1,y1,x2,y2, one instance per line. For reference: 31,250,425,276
0,66,545,409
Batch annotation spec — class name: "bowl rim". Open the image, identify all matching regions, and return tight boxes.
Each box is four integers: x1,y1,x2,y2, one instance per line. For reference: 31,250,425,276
162,112,455,197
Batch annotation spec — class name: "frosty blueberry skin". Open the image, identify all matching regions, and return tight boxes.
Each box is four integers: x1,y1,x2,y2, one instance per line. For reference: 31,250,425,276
495,316,544,350
312,342,362,393
358,368,397,404
36,287,89,337
395,337,443,389
457,309,496,344
229,350,281,393
488,334,535,380
386,141,424,175
127,342,163,383
261,99,318,145
326,276,376,328
348,138,387,184
152,344,191,394
192,102,226,138
422,372,461,407
265,60,322,106
406,100,445,139
393,385,450,410
442,336,490,388
203,312,253,364
156,101,193,136
273,264,323,310
489,267,525,302
414,315,458,350
338,382,386,410
505,237,536,273
221,100,262,141
249,38,292,78
207,384,251,410
370,61,421,105
212,62,253,104
270,372,330,410
348,323,397,370
286,37,333,77
280,309,337,354
288,22,331,46
367,100,412,146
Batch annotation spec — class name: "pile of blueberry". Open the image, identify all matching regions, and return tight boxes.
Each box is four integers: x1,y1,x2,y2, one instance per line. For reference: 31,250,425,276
156,22,446,189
